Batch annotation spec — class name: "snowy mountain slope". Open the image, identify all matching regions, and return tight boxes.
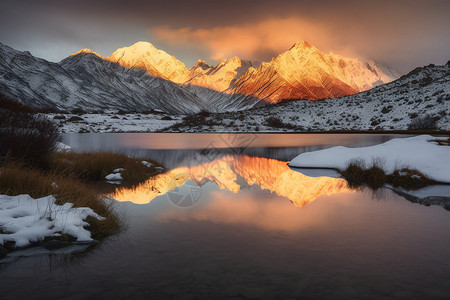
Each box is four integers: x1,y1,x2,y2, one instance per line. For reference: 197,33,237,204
162,61,450,132
231,41,398,102
0,42,263,114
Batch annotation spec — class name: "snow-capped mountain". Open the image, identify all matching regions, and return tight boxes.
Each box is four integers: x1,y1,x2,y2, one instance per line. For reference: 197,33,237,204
76,41,397,101
0,42,264,114
75,42,190,83
231,41,398,102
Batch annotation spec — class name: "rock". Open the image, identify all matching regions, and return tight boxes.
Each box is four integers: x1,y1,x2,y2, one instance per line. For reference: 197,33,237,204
0,245,8,258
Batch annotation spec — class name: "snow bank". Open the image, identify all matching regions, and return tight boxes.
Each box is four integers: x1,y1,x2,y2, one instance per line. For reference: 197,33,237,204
289,135,450,183
0,194,104,248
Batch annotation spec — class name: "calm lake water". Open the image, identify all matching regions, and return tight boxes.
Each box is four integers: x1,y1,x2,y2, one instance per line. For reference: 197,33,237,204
1,133,450,300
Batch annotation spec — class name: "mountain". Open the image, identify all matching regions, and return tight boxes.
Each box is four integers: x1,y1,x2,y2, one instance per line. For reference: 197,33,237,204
76,41,398,102
186,57,254,92
162,61,450,132
80,43,255,92
0,40,399,114
231,41,398,102
75,42,190,83
0,42,264,114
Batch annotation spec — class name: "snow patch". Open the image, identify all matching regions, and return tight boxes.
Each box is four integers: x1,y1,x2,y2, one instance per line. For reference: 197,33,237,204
289,135,450,183
56,142,71,152
105,173,123,181
0,194,104,248
141,161,153,168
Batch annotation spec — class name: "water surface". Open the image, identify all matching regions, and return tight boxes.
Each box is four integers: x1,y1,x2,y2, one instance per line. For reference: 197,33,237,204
1,133,449,300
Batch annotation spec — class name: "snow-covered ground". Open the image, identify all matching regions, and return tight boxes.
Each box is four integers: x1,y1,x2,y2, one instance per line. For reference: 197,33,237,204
0,194,104,248
289,135,450,183
49,112,182,133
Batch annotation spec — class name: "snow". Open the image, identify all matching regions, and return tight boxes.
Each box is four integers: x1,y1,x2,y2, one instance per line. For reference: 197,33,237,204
0,194,104,248
52,113,182,133
55,142,71,152
289,135,450,183
141,161,153,168
105,173,123,181
113,168,125,173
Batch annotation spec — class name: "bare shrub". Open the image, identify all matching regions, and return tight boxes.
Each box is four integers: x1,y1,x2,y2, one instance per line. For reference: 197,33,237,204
407,114,438,130
0,95,59,168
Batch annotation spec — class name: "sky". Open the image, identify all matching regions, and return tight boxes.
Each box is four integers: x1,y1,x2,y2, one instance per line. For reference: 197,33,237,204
0,0,449,73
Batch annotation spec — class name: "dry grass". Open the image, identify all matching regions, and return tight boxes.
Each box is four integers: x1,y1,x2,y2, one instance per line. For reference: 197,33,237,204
0,166,122,240
388,168,434,190
51,151,163,187
341,159,436,191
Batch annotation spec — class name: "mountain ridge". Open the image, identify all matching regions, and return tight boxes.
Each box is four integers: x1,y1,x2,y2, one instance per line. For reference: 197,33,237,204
0,42,264,114
73,41,398,102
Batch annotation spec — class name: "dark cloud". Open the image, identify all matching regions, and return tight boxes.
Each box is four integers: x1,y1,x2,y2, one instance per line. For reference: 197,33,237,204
1,0,449,72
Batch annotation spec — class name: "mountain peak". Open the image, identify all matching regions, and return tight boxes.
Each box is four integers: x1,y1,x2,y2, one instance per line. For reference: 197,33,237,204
105,41,189,83
196,59,207,65
126,41,158,52
192,59,211,71
71,48,102,57
290,41,313,50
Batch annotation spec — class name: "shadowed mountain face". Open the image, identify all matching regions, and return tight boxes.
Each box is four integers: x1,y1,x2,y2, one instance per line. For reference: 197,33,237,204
0,43,264,114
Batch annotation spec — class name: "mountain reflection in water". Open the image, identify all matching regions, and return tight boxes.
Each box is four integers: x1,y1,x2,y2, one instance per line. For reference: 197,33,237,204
108,155,351,207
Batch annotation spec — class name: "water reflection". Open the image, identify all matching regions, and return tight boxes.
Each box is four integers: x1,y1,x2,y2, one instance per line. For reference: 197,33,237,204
108,155,351,207
156,189,357,232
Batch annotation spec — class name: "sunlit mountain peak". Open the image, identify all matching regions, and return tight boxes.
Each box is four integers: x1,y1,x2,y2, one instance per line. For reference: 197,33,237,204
105,41,190,83
70,48,102,57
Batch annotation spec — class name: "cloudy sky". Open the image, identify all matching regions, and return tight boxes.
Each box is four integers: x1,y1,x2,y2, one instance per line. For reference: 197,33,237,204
1,0,449,73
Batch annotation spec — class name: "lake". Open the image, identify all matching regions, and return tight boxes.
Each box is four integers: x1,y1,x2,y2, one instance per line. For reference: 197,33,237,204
1,133,449,300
